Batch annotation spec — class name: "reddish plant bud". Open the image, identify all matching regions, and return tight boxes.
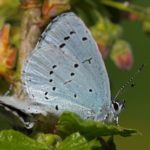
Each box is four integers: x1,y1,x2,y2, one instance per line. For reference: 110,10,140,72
42,0,70,19
111,40,133,70
127,13,139,21
0,24,17,78
20,0,40,9
91,18,122,59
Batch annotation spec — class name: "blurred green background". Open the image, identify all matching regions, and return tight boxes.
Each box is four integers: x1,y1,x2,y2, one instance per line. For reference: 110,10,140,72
106,0,150,149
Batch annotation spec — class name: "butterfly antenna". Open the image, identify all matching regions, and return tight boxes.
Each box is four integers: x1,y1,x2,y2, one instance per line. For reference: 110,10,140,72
114,64,144,101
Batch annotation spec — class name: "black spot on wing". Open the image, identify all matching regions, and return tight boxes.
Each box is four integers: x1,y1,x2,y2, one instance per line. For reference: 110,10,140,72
89,89,93,92
44,92,48,95
52,87,56,91
49,79,53,82
74,94,77,98
70,31,76,35
44,92,49,99
70,72,75,76
55,105,59,110
64,36,70,40
74,64,79,68
52,65,57,69
59,43,66,48
82,37,87,41
49,71,54,75
45,97,49,100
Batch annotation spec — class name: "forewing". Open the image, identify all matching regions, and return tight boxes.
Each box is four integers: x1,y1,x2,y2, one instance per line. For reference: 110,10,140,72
22,12,111,118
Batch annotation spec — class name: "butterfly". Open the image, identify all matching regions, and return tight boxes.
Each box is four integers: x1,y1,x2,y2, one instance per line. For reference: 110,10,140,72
0,12,124,129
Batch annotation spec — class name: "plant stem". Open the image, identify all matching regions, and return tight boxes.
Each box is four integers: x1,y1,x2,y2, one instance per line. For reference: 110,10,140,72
101,0,144,17
14,0,42,98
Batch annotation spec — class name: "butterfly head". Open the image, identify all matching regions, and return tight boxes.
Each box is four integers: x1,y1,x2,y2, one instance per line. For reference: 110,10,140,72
108,100,125,124
112,100,125,116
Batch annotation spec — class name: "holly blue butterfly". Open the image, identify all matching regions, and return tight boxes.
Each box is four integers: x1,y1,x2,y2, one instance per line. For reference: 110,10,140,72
0,12,124,129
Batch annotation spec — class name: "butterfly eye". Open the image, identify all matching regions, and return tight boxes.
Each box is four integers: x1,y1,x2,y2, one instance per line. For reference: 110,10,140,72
113,102,119,111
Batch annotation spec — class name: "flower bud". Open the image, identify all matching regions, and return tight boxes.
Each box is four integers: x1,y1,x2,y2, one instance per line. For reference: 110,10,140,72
111,40,133,70
0,24,17,78
127,13,139,21
91,18,122,59
42,0,70,19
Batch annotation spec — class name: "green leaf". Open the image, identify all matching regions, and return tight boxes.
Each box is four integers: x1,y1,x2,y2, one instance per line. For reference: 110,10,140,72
57,112,139,139
0,0,20,26
0,130,49,150
35,133,62,149
56,132,100,150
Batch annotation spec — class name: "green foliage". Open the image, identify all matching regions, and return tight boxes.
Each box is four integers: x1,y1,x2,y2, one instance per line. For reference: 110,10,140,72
57,112,138,139
56,132,100,150
0,130,49,150
0,0,20,27
0,112,139,150
0,130,100,150
35,133,62,148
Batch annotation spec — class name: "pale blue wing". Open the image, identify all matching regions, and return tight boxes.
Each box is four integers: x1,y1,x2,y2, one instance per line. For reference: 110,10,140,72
22,12,111,120
40,12,111,106
0,96,49,115
0,96,61,128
